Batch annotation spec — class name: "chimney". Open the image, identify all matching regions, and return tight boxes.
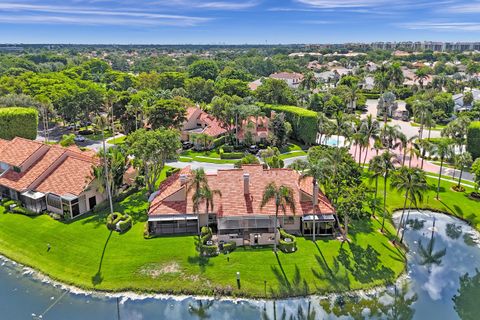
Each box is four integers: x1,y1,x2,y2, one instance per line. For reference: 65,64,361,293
180,174,187,186
243,173,250,195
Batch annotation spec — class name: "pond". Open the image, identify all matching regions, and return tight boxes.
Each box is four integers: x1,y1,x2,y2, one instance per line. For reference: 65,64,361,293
1,210,480,319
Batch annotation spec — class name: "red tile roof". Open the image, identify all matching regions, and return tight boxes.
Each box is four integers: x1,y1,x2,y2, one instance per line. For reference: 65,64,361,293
0,146,66,192
0,137,99,196
149,165,335,217
185,107,227,137
270,72,304,80
0,137,44,167
35,156,95,196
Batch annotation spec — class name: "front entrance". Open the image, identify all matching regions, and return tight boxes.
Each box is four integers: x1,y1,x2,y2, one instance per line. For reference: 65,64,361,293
88,196,97,210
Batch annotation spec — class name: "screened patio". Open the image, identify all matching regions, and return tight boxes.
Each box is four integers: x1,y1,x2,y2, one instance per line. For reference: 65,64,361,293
148,215,198,235
217,216,276,234
301,214,336,236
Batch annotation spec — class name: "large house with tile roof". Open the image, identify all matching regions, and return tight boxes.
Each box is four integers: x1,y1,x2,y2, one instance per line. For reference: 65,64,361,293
181,107,227,143
0,137,106,219
147,165,336,245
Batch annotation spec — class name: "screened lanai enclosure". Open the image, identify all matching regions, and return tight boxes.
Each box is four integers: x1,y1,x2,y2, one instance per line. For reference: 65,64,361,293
301,214,336,236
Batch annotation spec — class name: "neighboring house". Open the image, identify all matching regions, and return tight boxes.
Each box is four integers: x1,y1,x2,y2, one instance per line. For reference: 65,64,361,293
147,165,337,244
269,72,304,88
365,62,378,72
237,116,269,145
248,78,263,91
181,107,227,143
361,76,375,90
402,67,433,87
393,101,410,121
0,137,106,219
453,88,480,112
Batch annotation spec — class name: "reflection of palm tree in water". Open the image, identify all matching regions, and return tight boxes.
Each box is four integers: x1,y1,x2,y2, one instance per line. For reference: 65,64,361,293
188,300,214,319
262,301,315,320
418,217,447,273
383,282,418,320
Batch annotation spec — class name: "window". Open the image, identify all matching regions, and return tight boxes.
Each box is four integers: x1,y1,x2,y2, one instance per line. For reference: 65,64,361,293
284,216,295,225
46,194,62,209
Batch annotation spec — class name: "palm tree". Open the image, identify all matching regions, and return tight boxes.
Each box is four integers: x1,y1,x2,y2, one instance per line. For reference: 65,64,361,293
381,124,401,150
431,139,453,200
316,112,332,144
390,166,428,243
299,159,331,242
379,151,398,232
105,90,117,134
374,65,390,94
187,168,221,235
412,100,433,141
369,155,384,219
360,115,380,166
405,142,420,168
388,62,404,87
93,115,114,215
418,217,447,272
455,152,473,190
415,68,429,89
260,182,296,252
379,92,396,127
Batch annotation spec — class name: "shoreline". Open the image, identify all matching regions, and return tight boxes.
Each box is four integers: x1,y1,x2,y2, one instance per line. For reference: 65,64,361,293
5,208,475,302
0,252,408,304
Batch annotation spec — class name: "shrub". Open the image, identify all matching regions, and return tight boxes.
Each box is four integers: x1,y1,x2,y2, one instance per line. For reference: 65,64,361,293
106,212,124,230
222,144,234,153
118,215,133,232
200,244,218,257
467,121,480,159
0,107,38,140
11,206,39,216
213,136,226,148
166,167,180,177
259,103,317,145
363,93,381,99
222,241,236,253
220,152,245,159
278,228,297,253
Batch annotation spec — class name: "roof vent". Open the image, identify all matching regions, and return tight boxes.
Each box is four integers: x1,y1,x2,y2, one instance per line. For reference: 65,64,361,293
179,174,187,185
243,173,250,195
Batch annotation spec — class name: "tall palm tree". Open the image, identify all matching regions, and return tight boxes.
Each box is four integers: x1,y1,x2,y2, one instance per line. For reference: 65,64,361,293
187,168,221,235
381,124,401,150
432,139,453,200
455,152,473,190
93,115,114,215
388,62,405,87
390,166,428,243
299,159,331,242
316,112,332,144
360,115,380,166
412,101,433,141
379,92,396,128
415,68,429,89
105,90,117,134
379,151,398,232
405,142,420,168
260,182,296,252
369,155,384,219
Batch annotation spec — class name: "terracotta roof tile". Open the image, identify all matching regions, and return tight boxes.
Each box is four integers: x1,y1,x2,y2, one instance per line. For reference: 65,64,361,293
149,165,335,217
0,137,44,167
35,156,95,196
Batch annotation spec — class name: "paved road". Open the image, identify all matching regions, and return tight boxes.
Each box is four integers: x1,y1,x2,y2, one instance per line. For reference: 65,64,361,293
363,99,441,139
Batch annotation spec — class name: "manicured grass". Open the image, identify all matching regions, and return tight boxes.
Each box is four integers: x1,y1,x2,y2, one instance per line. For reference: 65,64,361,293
179,155,237,164
84,130,114,141
410,122,446,130
369,174,480,230
109,136,126,145
181,149,222,159
279,150,307,160
0,201,404,298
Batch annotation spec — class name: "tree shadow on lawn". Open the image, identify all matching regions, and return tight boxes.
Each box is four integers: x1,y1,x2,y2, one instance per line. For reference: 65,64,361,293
270,260,309,298
381,242,406,263
312,242,351,291
187,237,214,273
348,219,375,242
92,230,113,286
336,243,395,284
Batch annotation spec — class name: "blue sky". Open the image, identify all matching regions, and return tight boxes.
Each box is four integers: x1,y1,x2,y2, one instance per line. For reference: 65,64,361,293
0,0,480,44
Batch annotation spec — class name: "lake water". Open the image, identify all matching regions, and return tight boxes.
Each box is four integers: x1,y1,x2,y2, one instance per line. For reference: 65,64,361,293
1,210,480,319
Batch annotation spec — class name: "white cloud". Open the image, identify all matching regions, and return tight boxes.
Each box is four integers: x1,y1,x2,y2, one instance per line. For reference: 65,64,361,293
399,21,480,31
0,2,210,26
442,2,480,13
196,1,260,10
294,0,390,8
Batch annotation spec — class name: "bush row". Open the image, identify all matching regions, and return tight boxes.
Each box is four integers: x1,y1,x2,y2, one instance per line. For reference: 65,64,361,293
1,198,39,216
0,107,38,140
106,212,133,232
220,152,245,159
259,103,317,145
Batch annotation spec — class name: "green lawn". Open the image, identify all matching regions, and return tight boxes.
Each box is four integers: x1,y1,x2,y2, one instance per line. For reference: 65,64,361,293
1,170,477,298
84,130,114,141
279,150,307,160
0,200,404,298
410,122,446,131
109,136,126,145
370,174,480,230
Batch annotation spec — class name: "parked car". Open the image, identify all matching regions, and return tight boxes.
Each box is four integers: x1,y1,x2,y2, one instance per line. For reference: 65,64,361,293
74,135,86,142
182,141,193,150
248,145,259,154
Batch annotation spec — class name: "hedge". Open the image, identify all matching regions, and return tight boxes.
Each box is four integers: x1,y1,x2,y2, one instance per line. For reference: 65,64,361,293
118,215,133,232
258,103,317,145
0,107,38,140
278,228,297,253
220,152,245,159
213,136,226,148
467,121,480,159
106,212,132,232
199,227,218,257
222,241,236,254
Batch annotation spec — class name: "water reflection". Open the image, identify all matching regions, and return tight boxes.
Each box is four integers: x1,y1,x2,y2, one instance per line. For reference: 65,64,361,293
1,211,480,320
